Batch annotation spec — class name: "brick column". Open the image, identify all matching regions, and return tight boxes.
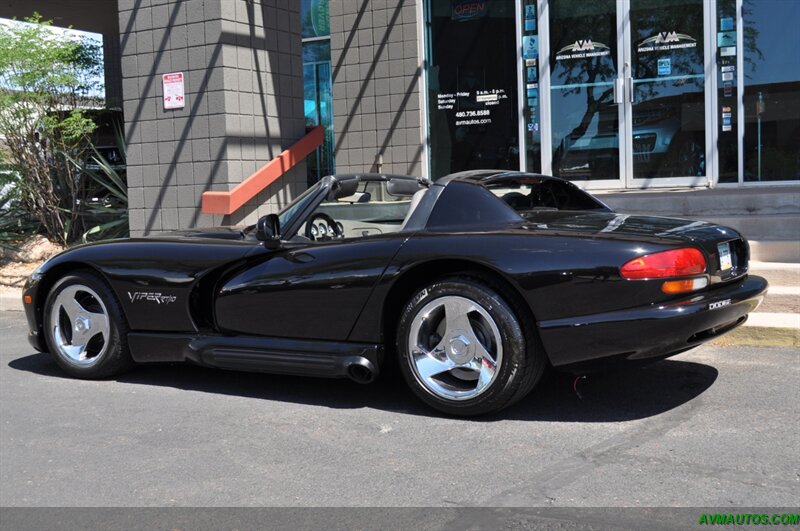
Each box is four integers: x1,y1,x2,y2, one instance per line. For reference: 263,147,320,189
329,0,426,177
119,0,306,236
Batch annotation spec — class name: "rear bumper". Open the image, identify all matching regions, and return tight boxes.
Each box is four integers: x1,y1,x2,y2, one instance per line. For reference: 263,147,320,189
538,275,768,370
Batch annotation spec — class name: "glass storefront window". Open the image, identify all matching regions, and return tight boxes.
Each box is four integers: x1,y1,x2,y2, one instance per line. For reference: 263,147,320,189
743,0,800,182
303,41,334,185
424,0,519,179
301,0,334,184
549,0,620,181
416,0,798,186
301,0,330,39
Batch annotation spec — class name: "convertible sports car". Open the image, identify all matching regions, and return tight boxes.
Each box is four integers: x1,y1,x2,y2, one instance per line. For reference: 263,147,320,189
22,171,767,416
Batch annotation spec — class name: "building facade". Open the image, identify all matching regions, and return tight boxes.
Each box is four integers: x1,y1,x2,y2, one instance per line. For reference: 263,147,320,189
331,0,799,190
1,0,798,235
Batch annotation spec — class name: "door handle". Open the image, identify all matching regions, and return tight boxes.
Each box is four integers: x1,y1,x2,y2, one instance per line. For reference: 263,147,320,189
613,78,624,104
626,77,635,103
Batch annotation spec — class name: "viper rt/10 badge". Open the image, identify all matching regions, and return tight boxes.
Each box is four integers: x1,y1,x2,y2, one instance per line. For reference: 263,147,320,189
127,291,177,304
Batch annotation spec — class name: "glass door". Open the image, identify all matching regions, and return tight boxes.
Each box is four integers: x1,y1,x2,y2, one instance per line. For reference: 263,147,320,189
540,0,711,188
626,0,709,186
547,0,624,187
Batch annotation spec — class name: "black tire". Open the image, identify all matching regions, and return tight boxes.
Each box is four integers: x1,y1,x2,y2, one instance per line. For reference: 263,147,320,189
396,276,546,416
43,270,134,379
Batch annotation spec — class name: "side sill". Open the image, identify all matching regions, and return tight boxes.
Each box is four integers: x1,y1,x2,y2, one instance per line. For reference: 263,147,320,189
128,332,382,380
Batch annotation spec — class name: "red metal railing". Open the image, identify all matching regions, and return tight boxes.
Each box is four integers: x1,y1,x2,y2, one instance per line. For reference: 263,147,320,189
201,125,324,215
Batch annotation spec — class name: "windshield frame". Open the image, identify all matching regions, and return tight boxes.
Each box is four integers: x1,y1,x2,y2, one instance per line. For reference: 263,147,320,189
276,177,333,240
276,183,320,229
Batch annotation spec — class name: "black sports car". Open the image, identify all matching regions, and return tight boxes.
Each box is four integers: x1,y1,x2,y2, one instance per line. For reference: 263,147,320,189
22,171,767,416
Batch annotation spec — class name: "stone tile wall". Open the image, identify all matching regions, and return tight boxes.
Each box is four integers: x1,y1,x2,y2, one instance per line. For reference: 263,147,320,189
119,0,307,235
329,0,426,177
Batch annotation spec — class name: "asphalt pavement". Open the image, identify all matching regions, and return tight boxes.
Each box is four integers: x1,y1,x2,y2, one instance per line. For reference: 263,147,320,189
1,310,797,513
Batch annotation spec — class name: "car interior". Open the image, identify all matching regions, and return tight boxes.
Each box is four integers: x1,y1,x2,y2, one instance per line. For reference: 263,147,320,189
302,179,427,241
485,177,609,212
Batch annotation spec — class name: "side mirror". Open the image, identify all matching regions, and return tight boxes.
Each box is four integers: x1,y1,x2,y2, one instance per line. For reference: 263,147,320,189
256,214,281,247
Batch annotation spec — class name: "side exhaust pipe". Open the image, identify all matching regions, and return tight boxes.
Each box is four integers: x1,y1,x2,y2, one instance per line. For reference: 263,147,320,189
345,358,377,384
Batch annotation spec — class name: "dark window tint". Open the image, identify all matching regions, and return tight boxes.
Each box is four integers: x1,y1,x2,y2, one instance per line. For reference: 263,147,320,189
427,182,521,229
424,0,520,179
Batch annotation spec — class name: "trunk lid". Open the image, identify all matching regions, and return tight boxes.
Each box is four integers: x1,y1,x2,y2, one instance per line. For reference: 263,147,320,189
520,210,749,281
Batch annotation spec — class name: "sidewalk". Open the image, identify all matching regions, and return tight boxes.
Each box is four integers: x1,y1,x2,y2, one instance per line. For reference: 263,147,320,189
598,185,800,262
0,287,21,312
711,262,800,347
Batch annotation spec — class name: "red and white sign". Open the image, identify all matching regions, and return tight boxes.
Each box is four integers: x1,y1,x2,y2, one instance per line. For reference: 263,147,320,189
162,72,185,110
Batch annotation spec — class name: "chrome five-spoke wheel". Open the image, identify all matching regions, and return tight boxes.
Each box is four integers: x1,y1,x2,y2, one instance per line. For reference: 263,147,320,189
49,284,111,366
44,272,133,378
397,277,545,416
408,295,503,401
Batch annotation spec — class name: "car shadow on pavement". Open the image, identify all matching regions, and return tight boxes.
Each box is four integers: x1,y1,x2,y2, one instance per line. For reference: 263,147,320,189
9,352,717,422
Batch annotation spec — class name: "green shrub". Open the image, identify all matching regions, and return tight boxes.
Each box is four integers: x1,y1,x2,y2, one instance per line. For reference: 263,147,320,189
0,13,105,245
0,169,39,251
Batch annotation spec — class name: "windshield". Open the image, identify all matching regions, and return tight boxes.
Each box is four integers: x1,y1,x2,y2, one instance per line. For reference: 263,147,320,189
276,183,320,229
303,180,420,240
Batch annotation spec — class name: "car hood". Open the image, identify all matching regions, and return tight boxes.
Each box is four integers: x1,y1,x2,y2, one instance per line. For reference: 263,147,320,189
520,210,742,244
150,227,248,241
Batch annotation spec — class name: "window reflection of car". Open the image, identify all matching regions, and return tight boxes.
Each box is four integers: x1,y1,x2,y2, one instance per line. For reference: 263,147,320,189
555,94,704,178
85,145,125,172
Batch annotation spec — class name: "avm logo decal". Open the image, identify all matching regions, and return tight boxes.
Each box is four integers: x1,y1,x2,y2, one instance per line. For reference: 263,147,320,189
557,39,610,55
555,39,611,60
638,31,697,52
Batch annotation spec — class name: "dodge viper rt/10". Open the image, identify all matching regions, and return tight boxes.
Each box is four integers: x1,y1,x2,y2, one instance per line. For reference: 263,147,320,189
22,171,767,416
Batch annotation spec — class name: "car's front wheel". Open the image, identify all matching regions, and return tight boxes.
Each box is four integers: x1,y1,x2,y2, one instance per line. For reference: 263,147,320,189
396,277,545,416
43,271,134,379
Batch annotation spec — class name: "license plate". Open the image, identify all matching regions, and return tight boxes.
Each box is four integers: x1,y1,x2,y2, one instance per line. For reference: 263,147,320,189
718,242,733,271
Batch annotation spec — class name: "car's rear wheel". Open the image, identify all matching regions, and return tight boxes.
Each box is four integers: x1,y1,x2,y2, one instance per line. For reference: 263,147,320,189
396,277,545,416
43,271,134,379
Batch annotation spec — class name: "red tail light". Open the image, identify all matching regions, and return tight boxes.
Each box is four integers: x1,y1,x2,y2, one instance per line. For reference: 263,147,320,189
620,248,707,279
